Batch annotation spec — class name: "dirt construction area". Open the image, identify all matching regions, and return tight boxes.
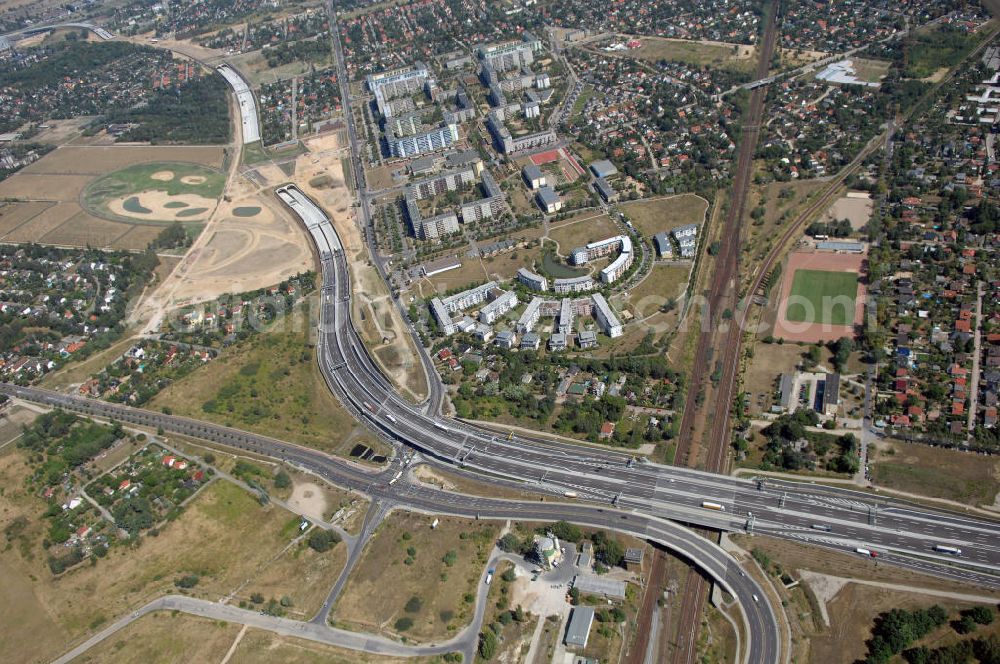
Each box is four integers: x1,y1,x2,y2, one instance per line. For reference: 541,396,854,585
291,133,428,402
772,248,866,344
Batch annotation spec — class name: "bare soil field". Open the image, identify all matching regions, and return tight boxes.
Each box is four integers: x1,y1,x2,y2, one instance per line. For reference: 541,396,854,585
627,264,691,320
620,194,709,238
612,35,756,73
743,342,810,413
773,249,866,344
129,178,313,331
333,512,498,642
822,193,874,231
30,117,95,146
809,581,1000,664
232,627,443,663
422,259,490,294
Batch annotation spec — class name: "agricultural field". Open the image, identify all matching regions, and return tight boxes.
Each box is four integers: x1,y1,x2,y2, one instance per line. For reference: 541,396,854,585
620,194,709,238
784,269,859,325
333,512,498,641
0,146,225,249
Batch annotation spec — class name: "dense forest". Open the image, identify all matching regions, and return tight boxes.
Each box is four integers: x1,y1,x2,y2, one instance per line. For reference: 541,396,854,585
103,75,231,144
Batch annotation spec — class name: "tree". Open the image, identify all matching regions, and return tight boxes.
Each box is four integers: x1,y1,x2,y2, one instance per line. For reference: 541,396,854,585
497,533,520,553
502,567,517,583
954,614,978,635
273,469,291,489
404,595,423,613
174,574,199,588
965,606,994,625
478,629,498,660
308,529,340,552
395,617,413,631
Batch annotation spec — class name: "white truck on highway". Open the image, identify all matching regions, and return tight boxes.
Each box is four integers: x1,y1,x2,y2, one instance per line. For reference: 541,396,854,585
701,501,725,511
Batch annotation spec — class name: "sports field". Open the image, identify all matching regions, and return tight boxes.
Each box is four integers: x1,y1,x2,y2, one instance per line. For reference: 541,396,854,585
773,248,866,343
784,269,858,325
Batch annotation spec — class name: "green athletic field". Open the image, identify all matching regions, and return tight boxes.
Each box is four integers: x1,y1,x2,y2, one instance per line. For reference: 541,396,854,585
784,269,858,326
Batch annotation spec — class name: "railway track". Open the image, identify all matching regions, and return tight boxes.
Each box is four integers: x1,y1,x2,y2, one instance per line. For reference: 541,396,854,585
667,4,781,663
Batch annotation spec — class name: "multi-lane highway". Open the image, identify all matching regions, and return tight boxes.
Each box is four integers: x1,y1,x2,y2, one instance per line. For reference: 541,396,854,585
9,183,1000,662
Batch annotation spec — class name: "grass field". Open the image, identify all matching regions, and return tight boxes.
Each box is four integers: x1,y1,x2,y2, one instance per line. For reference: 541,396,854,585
627,264,690,320
617,37,755,73
75,612,241,664
150,308,387,459
784,269,858,326
870,442,1000,506
548,213,618,251
83,161,225,220
333,512,498,641
620,195,708,238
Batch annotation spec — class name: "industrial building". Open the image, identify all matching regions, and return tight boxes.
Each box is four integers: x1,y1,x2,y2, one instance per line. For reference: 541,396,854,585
565,607,595,649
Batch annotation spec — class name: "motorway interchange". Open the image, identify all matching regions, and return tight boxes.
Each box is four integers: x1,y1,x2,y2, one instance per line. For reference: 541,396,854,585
9,183,1000,664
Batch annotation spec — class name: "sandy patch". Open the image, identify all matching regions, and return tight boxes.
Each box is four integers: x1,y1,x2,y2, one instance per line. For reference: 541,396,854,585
151,170,175,181
798,570,848,627
107,191,219,221
131,180,314,324
823,194,873,231
180,175,207,185
287,482,329,522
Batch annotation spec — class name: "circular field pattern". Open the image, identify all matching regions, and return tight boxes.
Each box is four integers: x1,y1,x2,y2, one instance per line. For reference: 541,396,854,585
83,161,225,223
232,206,262,217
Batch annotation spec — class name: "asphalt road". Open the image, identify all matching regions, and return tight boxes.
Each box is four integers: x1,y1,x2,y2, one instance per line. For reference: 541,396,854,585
12,187,1000,662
